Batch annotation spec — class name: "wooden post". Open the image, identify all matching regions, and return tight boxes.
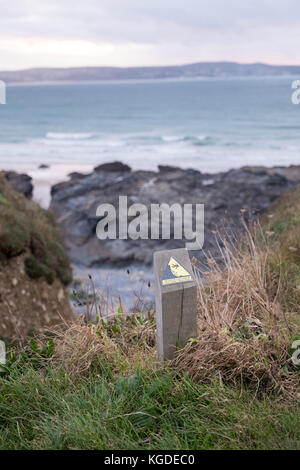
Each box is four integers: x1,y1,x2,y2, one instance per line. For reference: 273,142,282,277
153,248,197,361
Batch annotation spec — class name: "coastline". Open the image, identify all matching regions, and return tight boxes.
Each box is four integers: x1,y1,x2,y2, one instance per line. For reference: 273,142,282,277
7,161,300,309
29,164,93,208
6,160,300,209
50,161,300,267
4,74,298,87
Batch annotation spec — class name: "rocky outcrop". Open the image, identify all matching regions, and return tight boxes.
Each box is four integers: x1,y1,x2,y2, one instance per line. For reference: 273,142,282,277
94,161,131,173
3,171,33,199
50,163,300,268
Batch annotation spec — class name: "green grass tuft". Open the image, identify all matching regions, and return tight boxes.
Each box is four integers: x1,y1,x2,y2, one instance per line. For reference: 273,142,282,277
0,173,72,285
0,355,300,450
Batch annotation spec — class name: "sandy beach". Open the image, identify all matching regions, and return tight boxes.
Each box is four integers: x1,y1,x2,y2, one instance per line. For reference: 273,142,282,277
28,164,93,208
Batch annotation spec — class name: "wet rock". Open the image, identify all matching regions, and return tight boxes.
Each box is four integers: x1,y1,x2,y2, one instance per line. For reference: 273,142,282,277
158,165,181,173
50,162,300,268
68,172,87,180
94,161,131,173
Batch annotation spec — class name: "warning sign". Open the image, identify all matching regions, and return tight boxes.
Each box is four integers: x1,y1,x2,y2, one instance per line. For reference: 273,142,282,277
161,257,193,286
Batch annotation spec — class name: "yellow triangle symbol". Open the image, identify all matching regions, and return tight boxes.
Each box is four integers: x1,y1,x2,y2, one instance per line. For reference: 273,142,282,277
168,257,190,277
161,257,193,285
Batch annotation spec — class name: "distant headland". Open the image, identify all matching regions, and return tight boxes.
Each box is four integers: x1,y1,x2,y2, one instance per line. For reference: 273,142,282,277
1,61,300,85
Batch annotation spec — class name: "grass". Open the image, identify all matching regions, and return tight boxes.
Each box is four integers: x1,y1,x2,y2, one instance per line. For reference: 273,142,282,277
262,186,300,314
0,358,299,450
0,173,72,285
1,185,300,449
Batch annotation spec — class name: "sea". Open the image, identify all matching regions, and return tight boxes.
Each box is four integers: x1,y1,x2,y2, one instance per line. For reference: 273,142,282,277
0,76,299,206
0,76,299,310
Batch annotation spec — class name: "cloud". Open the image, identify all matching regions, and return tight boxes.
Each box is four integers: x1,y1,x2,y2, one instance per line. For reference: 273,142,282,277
0,0,299,69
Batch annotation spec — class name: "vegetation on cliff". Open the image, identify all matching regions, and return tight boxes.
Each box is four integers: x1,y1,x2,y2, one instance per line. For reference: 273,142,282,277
0,183,300,449
0,173,72,286
0,173,73,339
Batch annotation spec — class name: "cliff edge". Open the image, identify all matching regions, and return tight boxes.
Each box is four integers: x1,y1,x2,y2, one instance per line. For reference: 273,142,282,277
0,172,74,340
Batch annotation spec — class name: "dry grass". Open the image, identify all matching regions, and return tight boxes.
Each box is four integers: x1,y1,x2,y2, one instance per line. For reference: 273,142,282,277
173,222,300,396
48,311,157,377
47,220,300,395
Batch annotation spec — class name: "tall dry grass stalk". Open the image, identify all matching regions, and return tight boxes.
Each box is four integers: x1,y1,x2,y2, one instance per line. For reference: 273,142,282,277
173,222,300,396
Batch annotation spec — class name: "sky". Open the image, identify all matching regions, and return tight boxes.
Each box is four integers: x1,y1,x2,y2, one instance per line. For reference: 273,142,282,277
0,0,299,70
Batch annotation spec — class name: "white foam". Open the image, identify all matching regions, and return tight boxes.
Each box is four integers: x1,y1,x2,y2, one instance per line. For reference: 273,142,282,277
46,132,94,140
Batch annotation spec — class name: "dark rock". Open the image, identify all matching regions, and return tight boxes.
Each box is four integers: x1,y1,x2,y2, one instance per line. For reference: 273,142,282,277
50,164,300,268
158,165,181,173
94,161,131,173
3,171,33,199
68,172,87,180
39,164,50,169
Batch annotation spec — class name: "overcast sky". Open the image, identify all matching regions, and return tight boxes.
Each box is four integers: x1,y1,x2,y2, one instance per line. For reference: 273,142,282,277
0,0,299,70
